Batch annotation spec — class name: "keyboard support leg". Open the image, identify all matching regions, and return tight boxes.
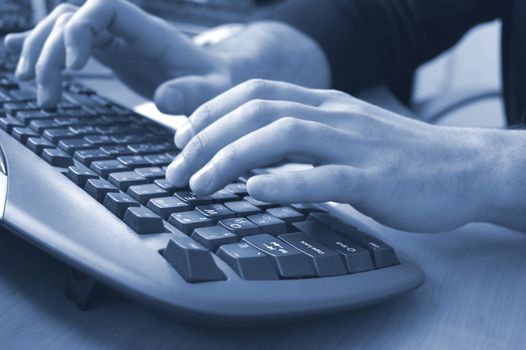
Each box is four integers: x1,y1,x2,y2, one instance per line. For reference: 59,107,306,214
65,267,97,311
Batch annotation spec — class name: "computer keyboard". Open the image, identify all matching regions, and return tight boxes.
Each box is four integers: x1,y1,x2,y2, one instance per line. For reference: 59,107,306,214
0,41,423,322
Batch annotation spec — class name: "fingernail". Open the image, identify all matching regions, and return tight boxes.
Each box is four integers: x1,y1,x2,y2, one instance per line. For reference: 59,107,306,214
15,57,28,78
166,155,187,186
66,47,78,69
190,162,215,193
175,121,194,149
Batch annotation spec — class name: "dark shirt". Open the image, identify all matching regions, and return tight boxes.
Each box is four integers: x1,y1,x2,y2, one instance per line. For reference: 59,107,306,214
269,0,526,125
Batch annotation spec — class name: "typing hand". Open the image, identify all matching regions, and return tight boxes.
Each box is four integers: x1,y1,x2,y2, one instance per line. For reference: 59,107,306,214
3,0,229,111
4,0,329,114
166,79,503,233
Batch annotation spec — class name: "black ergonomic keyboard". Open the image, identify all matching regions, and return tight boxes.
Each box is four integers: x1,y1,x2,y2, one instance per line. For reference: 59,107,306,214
0,73,424,322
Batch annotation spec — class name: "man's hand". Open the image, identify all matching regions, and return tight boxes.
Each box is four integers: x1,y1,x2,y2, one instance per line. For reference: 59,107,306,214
166,79,513,233
4,0,329,114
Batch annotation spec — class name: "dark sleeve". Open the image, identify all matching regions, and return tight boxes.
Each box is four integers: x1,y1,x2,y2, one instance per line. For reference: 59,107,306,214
268,0,505,96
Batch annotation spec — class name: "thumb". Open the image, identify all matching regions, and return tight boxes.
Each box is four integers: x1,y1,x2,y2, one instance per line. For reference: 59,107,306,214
154,74,229,116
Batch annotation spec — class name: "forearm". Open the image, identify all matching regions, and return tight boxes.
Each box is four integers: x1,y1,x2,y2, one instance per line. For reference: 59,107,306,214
210,21,330,89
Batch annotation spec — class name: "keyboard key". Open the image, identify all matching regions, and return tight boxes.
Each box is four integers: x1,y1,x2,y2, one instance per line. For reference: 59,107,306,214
154,178,179,192
127,184,168,205
307,212,358,231
224,201,261,216
144,153,172,166
3,101,37,114
29,119,61,132
9,88,35,102
210,189,239,202
43,128,77,143
266,207,304,224
279,232,347,277
100,145,134,156
54,116,86,127
243,234,316,278
336,227,399,268
225,182,248,195
217,242,279,280
108,171,148,191
219,217,260,237
162,234,225,282
16,110,56,124
196,204,236,221
84,135,115,146
290,203,324,215
191,226,238,251
123,206,165,234
134,167,165,180
67,165,98,186
103,192,140,218
174,191,213,206
58,138,94,154
146,197,191,219
74,149,111,165
168,211,214,234
41,148,74,167
243,196,278,209
90,160,129,177
292,221,373,273
84,178,119,202
0,116,24,132
117,155,151,168
11,127,39,143
247,214,288,236
26,137,54,154
69,125,97,136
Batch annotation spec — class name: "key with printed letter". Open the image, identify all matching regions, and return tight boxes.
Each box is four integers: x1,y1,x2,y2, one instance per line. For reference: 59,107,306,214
147,197,191,219
279,232,347,277
123,206,165,234
216,242,279,280
191,226,239,251
196,204,236,221
243,234,316,278
219,217,260,237
247,213,288,236
168,211,214,234
293,221,374,273
103,192,140,218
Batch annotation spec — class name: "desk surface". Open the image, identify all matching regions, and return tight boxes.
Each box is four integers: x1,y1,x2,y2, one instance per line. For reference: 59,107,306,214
0,74,524,350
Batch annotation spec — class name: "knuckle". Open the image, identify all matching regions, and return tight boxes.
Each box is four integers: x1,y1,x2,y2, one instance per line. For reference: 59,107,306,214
325,89,348,100
276,116,302,135
55,12,73,27
192,103,212,128
244,79,272,96
243,99,274,118
54,2,76,14
183,133,207,159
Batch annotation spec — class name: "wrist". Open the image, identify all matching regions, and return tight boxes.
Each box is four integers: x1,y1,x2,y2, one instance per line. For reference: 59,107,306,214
469,128,526,230
212,21,331,89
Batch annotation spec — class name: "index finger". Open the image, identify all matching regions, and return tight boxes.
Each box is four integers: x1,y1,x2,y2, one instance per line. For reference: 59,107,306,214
65,0,203,69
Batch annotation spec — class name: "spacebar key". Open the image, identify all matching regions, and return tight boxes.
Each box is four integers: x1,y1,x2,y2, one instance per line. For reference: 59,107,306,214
162,234,225,282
